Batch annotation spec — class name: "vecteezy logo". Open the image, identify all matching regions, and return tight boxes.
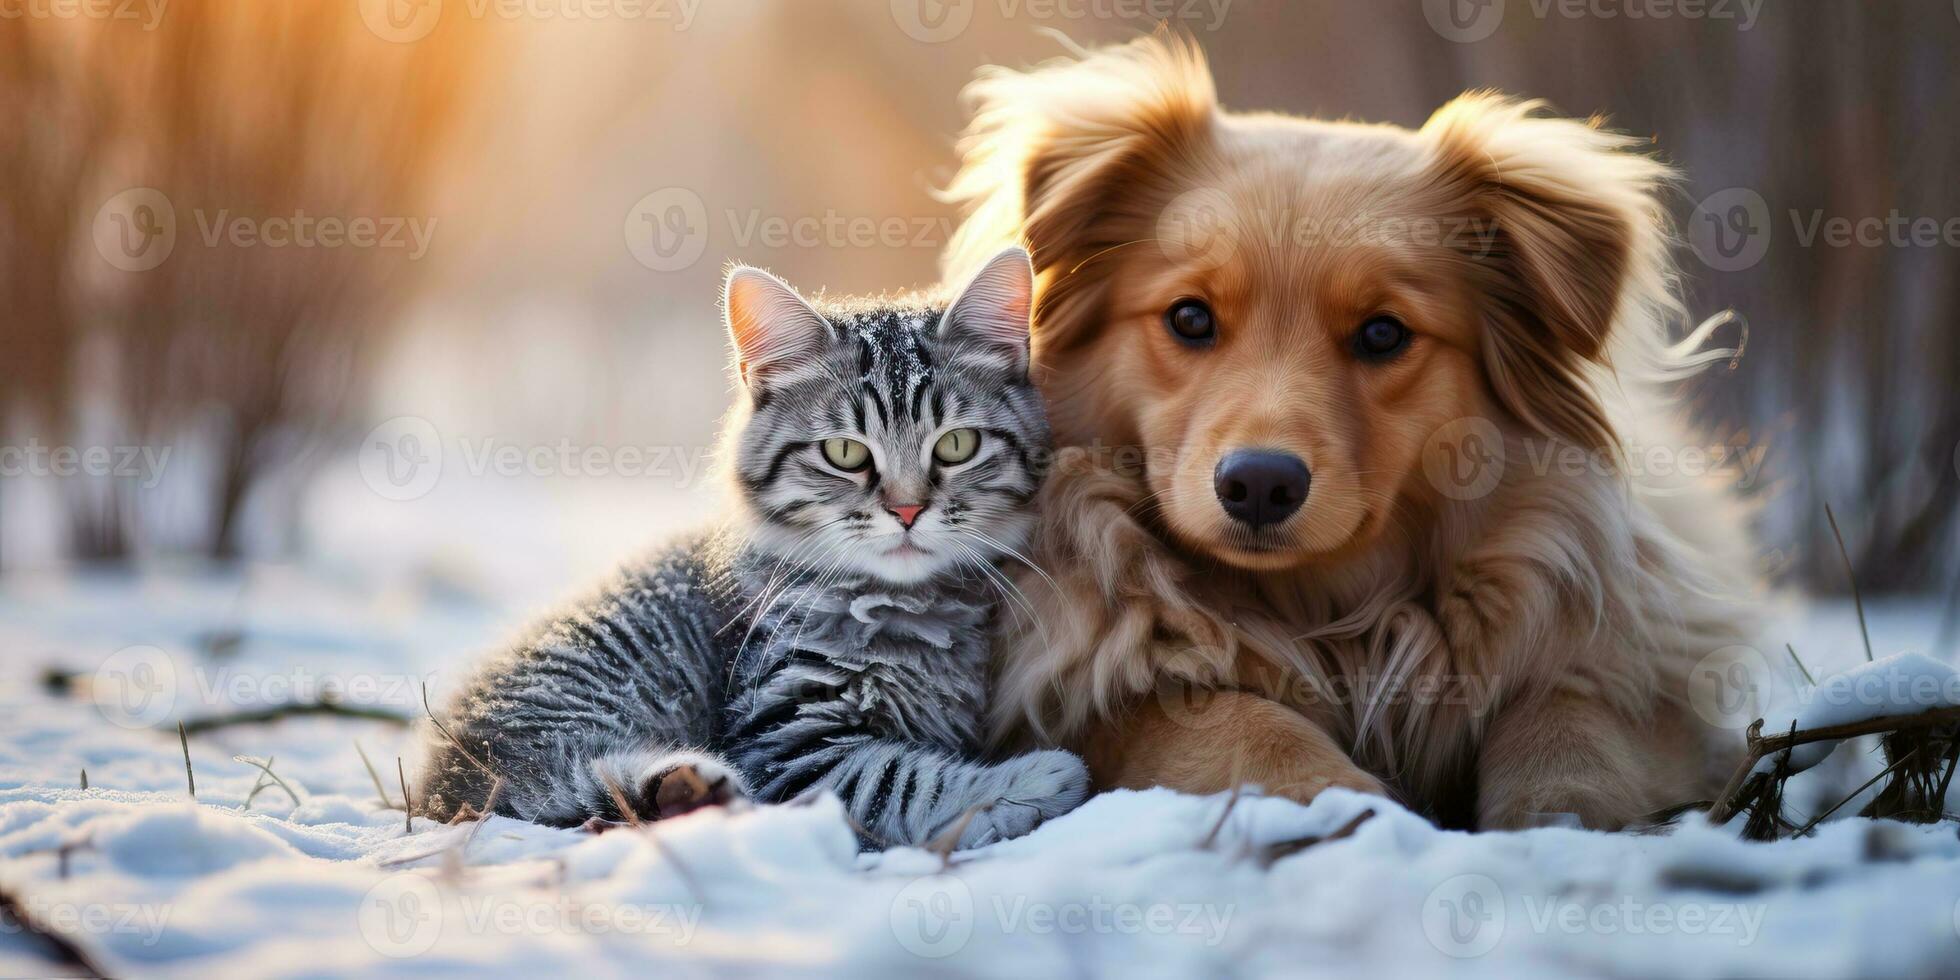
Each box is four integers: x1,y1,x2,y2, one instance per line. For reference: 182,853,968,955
1421,417,1506,501
359,0,443,43
890,0,973,42
92,188,177,272
359,416,443,502
1688,644,1774,730
93,645,178,729
358,873,444,958
1423,0,1504,43
1423,874,1505,958
1156,187,1239,272
625,187,709,273
890,874,974,958
1688,187,1771,273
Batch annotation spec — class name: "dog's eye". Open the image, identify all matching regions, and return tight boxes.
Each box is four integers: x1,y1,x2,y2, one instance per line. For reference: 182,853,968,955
1353,316,1411,361
820,438,872,472
1164,299,1216,345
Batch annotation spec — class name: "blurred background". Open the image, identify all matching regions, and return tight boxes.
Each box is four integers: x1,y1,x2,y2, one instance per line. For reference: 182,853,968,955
2,0,1956,625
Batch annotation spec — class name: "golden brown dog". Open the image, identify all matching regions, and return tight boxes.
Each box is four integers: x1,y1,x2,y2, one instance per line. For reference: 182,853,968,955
943,35,1759,830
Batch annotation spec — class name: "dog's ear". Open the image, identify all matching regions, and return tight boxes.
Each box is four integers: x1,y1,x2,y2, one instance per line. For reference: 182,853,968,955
1422,94,1678,451
723,265,831,392
944,33,1216,351
940,246,1035,375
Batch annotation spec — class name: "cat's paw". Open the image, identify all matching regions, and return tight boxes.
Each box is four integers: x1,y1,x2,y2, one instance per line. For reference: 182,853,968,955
954,750,1092,848
640,752,748,820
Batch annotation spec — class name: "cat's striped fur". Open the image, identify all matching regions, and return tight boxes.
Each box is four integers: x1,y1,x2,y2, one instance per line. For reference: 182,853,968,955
418,249,1090,848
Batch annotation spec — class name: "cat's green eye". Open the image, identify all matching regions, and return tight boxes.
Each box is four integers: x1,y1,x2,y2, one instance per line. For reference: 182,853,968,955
821,438,871,472
932,428,981,465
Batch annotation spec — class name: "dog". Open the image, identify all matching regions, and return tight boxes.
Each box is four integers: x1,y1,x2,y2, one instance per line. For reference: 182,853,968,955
942,34,1759,830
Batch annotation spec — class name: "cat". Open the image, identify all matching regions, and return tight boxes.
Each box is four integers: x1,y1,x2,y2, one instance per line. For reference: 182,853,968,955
417,247,1091,849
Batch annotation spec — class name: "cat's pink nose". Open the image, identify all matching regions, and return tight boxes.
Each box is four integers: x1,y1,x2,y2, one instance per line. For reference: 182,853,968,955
887,503,925,529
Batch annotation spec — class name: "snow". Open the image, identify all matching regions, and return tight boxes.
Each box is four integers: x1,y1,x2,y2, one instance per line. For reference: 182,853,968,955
4,533,1960,975
1752,652,1960,775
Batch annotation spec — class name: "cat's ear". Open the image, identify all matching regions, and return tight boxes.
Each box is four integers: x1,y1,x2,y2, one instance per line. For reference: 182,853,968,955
723,265,832,390
939,245,1033,374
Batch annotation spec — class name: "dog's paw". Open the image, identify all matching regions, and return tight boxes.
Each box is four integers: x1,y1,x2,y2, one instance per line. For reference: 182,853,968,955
952,750,1092,848
640,752,747,820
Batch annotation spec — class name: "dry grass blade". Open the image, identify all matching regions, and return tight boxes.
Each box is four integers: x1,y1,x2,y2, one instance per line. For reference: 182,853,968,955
233,755,302,806
927,806,987,865
1824,504,1874,663
1200,782,1245,851
1785,644,1817,686
1794,746,1923,837
399,758,415,834
421,682,493,776
355,740,395,809
459,778,505,856
244,754,278,807
179,721,195,799
599,772,704,903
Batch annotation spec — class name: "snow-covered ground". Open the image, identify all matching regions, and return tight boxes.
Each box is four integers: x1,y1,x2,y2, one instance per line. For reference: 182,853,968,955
3,474,1959,976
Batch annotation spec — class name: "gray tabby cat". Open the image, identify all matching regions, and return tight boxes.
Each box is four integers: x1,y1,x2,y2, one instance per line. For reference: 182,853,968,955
418,247,1091,849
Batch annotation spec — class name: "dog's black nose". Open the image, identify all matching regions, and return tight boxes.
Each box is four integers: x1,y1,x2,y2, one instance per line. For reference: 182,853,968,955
1213,451,1310,528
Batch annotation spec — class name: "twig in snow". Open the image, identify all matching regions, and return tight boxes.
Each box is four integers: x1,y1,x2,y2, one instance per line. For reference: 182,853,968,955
1255,808,1376,867
178,721,195,799
178,702,412,735
78,769,87,791
0,885,109,977
1824,504,1874,663
1785,644,1817,686
1707,706,1960,829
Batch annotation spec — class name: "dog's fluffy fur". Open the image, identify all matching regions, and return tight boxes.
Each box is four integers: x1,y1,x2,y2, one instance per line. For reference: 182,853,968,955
944,35,1759,830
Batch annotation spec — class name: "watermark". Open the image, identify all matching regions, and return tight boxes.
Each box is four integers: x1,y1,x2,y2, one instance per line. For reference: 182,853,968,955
93,188,177,272
359,416,714,502
90,645,438,728
1423,874,1765,957
1156,191,1501,273
0,439,172,489
191,210,438,260
1688,187,1772,273
0,899,172,947
624,188,958,272
358,0,700,44
888,874,1233,958
93,645,177,729
1688,644,1776,730
1422,417,1507,502
1421,420,1770,501
1690,187,1960,272
889,0,1232,43
1691,642,1960,731
1426,0,1763,43
0,0,166,29
1151,648,1502,734
91,189,437,270
359,874,702,958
